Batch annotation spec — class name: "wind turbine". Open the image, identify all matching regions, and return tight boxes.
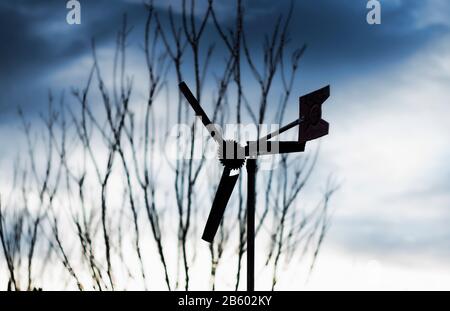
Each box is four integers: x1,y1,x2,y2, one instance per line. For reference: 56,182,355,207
179,81,330,291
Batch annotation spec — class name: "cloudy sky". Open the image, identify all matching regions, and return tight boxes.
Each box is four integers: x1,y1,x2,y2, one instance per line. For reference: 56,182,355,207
1,0,450,290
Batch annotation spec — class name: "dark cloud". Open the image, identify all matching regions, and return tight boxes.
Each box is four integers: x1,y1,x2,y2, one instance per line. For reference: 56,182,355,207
240,1,448,75
0,0,146,120
0,0,448,119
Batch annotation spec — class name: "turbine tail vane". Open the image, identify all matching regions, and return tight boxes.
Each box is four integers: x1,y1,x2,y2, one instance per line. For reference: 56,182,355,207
299,85,330,142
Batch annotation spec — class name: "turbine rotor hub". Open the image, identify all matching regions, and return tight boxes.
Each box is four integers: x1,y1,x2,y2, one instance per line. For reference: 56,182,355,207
218,140,246,170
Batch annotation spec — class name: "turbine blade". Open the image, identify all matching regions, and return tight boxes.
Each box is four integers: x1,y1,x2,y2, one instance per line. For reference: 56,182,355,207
179,81,223,144
202,168,239,242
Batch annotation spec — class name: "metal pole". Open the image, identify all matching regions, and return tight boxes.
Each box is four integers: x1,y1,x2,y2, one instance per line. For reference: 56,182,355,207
246,158,256,291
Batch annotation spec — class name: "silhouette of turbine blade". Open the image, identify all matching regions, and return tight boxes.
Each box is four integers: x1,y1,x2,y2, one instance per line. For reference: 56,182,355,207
202,168,239,243
179,81,223,144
